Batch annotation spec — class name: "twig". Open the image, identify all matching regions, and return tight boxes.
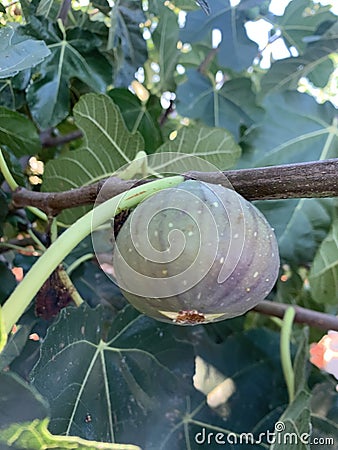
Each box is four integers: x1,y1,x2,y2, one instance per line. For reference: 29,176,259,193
12,178,137,215
40,129,83,148
253,301,338,331
159,100,174,127
11,158,338,216
0,237,36,253
57,0,71,24
198,48,219,75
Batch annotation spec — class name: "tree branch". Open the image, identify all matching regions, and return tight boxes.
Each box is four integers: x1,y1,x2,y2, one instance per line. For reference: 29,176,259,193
12,178,138,215
11,158,338,215
40,129,83,148
253,301,338,332
185,158,338,200
57,0,71,23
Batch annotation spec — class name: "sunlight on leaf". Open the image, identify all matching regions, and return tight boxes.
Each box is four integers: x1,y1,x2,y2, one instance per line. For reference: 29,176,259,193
0,307,7,353
154,125,241,171
180,0,258,71
261,24,338,95
274,0,336,53
111,0,148,87
42,93,144,224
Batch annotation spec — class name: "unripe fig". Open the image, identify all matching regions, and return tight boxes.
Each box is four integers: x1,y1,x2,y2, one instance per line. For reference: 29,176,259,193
113,180,279,325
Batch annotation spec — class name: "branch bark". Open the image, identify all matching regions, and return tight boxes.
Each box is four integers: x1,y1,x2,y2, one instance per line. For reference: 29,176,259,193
11,158,338,215
57,0,71,23
254,301,338,332
185,158,338,200
40,129,83,148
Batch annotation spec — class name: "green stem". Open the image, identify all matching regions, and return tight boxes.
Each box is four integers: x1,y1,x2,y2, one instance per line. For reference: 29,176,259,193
50,217,58,243
58,267,84,307
280,306,296,403
27,229,47,251
0,148,18,190
0,243,41,254
1,176,184,333
66,253,94,275
27,206,48,222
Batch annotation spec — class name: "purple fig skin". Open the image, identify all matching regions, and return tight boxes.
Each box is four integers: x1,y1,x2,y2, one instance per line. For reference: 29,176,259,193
113,180,280,325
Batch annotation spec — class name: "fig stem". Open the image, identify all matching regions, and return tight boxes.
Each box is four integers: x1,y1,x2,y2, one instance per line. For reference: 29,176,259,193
280,307,296,403
0,147,18,191
1,176,184,334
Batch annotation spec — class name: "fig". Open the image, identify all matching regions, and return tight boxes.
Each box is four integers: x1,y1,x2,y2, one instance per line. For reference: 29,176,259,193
113,180,279,325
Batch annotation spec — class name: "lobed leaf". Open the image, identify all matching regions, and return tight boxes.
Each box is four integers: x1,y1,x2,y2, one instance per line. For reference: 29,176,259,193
274,0,336,53
0,27,50,79
25,19,112,128
0,373,140,449
31,305,291,449
256,198,333,266
153,125,241,171
112,0,148,87
151,1,181,91
177,70,263,139
36,0,62,20
180,0,258,71
261,27,338,95
42,93,144,224
31,304,197,449
108,88,163,152
271,390,311,450
240,91,338,168
0,107,41,157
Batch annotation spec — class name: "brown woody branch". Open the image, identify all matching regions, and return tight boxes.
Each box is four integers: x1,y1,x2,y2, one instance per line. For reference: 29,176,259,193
12,158,338,215
40,129,83,148
185,158,338,200
9,158,338,331
253,301,338,331
57,0,71,24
